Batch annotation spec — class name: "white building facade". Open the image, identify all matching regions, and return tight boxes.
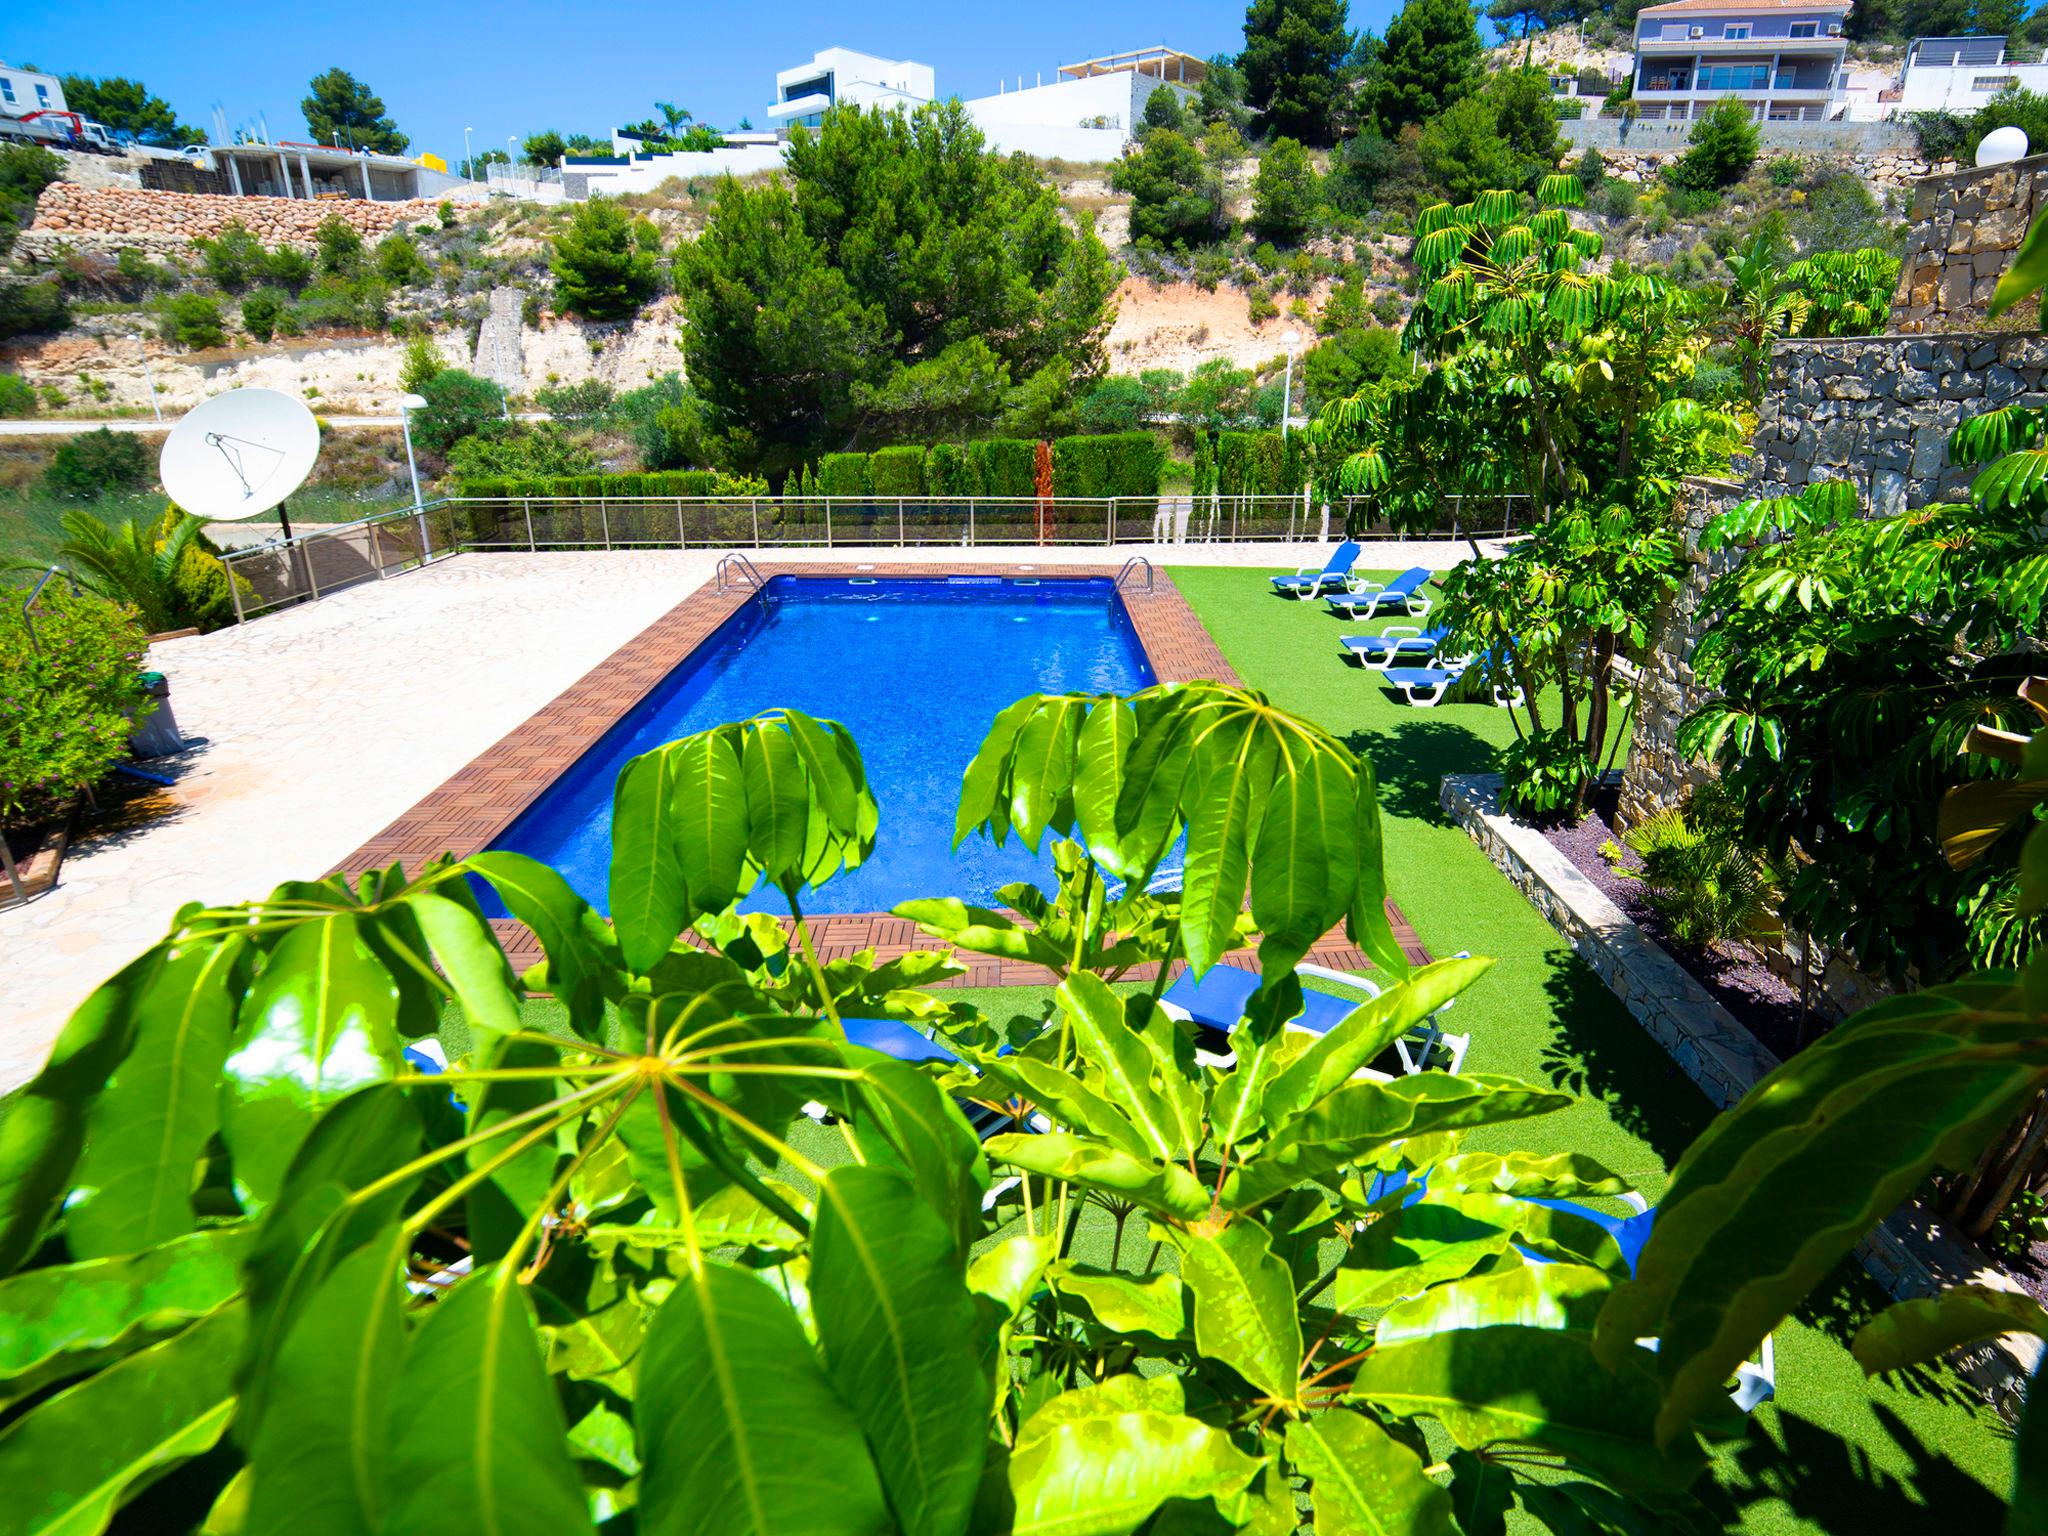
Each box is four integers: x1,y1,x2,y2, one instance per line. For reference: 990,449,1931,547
963,48,1204,160
1630,0,1851,122
0,62,65,119
1889,35,2048,113
769,49,935,130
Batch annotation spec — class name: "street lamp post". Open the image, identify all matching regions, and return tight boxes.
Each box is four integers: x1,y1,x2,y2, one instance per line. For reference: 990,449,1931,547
507,135,519,166
463,126,474,180
398,392,430,560
137,333,161,422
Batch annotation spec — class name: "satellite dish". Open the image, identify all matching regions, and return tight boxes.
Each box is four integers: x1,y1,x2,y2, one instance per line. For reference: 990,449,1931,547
160,388,320,522
1977,125,2030,168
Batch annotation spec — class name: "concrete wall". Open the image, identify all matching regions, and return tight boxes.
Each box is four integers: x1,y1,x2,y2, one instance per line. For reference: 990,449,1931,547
963,72,1193,161
1558,115,1919,152
1897,58,2048,112
565,143,787,196
1891,153,2048,331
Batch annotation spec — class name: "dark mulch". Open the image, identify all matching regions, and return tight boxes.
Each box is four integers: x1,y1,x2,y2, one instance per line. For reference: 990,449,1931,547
1539,784,1814,1063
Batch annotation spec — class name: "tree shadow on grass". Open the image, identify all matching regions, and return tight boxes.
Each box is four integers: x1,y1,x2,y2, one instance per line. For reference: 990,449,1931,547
1791,1257,1989,1412
1537,950,1717,1171
1342,715,1500,825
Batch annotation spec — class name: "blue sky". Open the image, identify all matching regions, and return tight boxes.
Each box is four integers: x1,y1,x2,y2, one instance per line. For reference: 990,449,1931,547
5,1,1405,164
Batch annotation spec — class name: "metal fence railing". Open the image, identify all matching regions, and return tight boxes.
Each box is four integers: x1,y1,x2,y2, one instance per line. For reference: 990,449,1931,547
216,493,1533,622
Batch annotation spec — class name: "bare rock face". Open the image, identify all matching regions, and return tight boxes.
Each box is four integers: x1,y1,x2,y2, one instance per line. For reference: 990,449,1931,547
25,182,445,250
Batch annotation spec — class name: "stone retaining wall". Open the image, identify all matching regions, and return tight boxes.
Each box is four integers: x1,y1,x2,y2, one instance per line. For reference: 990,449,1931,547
1892,153,2048,332
1585,146,1953,191
1443,769,2038,1416
25,182,443,251
1747,333,2048,514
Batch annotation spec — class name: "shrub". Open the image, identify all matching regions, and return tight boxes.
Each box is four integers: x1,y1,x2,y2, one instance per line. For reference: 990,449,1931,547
1111,129,1225,246
535,378,616,420
0,587,150,833
0,372,35,418
1767,155,1804,186
1077,376,1152,434
1051,432,1164,497
196,220,268,292
1250,137,1320,244
1599,180,1639,220
45,429,153,499
1621,784,1789,949
550,198,658,320
1574,145,1606,189
264,244,314,291
445,423,598,482
0,275,69,339
1666,99,1759,192
964,437,1037,498
1141,85,1186,136
314,214,363,273
1216,430,1291,495
412,367,506,454
868,445,926,497
375,231,429,284
156,292,225,350
1497,728,1594,819
399,333,445,395
815,452,872,497
240,287,285,342
925,441,970,497
1371,290,1404,326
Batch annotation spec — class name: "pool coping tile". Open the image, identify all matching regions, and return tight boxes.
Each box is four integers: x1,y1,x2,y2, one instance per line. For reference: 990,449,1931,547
334,561,1428,980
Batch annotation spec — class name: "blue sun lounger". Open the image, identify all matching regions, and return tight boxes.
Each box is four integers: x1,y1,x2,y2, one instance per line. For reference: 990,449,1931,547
1272,541,1363,599
808,1016,1046,1142
1341,625,1451,670
1381,651,1524,708
1325,567,1434,621
1158,962,1468,1075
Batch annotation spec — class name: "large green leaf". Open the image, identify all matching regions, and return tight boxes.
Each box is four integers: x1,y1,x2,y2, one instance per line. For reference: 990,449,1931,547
847,1057,990,1263
1073,696,1139,873
892,899,1070,973
0,947,166,1274
955,694,1044,849
65,937,245,1260
1245,745,1341,980
609,747,688,972
990,1375,1263,1536
1434,1151,1633,1201
1222,1074,1574,1211
1177,1222,1303,1404
382,1272,594,1535
407,890,523,1041
742,721,813,891
0,1227,251,1408
1058,971,1182,1161
463,1037,564,1264
672,727,749,915
0,1300,246,1536
1052,1264,1187,1340
1349,1326,1705,1493
811,1165,990,1536
1331,1199,1519,1313
984,1134,1211,1222
242,1228,409,1534
1007,697,1085,850
1179,729,1272,976
460,851,609,1037
1851,1284,2048,1374
637,1258,888,1536
969,1054,1153,1159
1259,956,1492,1132
1376,1260,1615,1343
219,915,404,1205
1284,1409,1459,1536
1596,973,2046,1441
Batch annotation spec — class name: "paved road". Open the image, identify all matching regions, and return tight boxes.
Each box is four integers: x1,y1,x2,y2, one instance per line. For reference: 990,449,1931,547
0,412,550,436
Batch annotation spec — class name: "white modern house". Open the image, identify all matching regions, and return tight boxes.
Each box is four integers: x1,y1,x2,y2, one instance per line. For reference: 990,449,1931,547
769,48,936,130
0,61,64,118
963,47,1204,160
1630,0,1852,122
1887,35,2048,113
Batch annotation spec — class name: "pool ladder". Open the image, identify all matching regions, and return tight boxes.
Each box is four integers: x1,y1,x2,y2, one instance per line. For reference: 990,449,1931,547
1114,555,1154,596
716,552,767,594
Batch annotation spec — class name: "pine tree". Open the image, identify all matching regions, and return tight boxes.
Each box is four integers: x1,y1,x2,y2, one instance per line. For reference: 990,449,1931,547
1240,0,1355,146
549,199,658,321
300,68,408,154
1368,0,1482,136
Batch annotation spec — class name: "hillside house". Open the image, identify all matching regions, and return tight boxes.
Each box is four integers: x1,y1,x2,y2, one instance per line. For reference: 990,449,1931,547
1631,0,1851,121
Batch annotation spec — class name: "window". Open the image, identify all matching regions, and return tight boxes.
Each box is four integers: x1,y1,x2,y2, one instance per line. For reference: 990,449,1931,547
34,82,51,107
0,79,15,106
1975,74,2020,91
1774,68,1798,88
1789,20,1818,36
1724,23,1752,38
1701,64,1771,90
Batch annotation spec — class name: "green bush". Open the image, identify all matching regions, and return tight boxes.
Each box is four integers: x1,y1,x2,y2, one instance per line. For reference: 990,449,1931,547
0,587,150,833
1666,99,1759,192
195,220,268,292
0,275,68,339
264,244,314,291
1051,432,1164,497
965,437,1037,498
399,333,444,395
375,231,429,284
1111,129,1225,246
534,378,616,420
1216,430,1293,495
241,288,285,342
925,441,970,497
816,453,872,497
1250,136,1320,244
156,293,224,350
868,445,926,497
45,429,153,499
0,372,35,418
412,368,506,454
1077,377,1151,434
550,198,658,320
314,215,363,273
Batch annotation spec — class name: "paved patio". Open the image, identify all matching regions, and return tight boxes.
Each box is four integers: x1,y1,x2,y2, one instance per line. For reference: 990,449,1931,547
1,539,1476,1092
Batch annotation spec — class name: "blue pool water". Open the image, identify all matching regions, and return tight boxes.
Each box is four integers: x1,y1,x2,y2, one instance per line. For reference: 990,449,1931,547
482,575,1157,915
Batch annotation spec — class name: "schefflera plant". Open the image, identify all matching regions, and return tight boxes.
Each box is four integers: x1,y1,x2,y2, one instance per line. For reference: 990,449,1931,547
0,682,1864,1536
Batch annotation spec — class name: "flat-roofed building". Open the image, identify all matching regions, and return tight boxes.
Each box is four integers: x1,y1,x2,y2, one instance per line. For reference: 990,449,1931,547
1631,0,1851,122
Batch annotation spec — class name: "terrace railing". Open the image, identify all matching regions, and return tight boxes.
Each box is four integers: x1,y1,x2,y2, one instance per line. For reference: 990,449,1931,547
216,493,1531,622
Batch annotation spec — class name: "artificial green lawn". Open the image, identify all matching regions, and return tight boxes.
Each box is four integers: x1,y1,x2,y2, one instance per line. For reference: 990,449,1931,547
1165,565,2015,1532
479,565,2013,1532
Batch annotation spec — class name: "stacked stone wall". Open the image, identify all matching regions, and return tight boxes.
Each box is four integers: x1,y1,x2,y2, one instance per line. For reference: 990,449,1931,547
1892,154,2048,332
22,183,442,254
1585,146,1954,191
1748,334,2048,515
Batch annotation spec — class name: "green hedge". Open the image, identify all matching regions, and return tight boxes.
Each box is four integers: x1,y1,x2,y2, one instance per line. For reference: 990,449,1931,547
816,453,872,497
1049,432,1163,498
461,469,727,498
964,438,1036,498
926,442,969,498
868,445,927,497
1215,431,1306,496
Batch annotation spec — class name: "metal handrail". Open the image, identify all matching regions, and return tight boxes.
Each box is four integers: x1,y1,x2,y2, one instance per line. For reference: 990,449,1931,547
715,551,768,594
19,566,81,657
1114,555,1154,595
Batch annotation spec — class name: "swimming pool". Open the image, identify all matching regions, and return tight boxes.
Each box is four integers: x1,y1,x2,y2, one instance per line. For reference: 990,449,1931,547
481,574,1157,915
